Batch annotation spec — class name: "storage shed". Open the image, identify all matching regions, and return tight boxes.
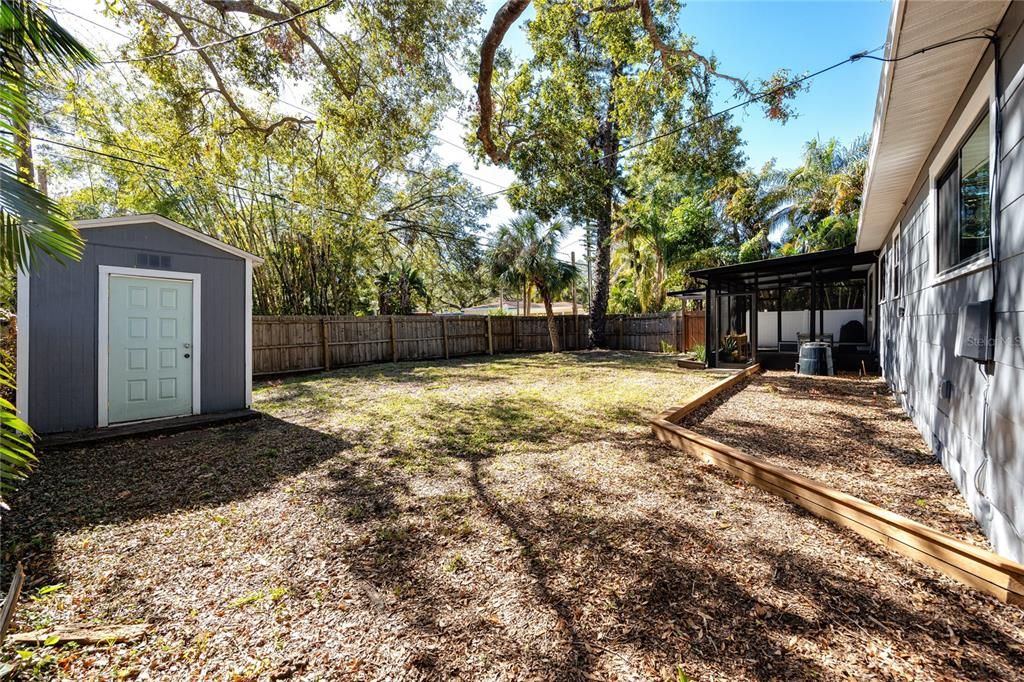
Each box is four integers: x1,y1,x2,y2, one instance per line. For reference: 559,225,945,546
16,214,263,434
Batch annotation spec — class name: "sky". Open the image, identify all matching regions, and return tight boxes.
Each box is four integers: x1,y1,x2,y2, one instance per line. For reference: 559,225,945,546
51,0,892,261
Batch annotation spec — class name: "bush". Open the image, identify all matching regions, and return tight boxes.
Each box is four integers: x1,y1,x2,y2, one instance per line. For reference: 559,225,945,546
692,344,706,362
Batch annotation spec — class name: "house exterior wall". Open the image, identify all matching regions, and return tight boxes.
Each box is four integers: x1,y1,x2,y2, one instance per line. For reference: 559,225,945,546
876,4,1024,562
27,220,247,433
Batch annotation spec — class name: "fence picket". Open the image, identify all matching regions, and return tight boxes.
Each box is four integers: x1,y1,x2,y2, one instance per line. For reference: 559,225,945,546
251,311,705,375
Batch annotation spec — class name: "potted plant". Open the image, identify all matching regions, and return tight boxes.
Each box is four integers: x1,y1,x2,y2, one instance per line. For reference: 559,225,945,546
719,336,737,363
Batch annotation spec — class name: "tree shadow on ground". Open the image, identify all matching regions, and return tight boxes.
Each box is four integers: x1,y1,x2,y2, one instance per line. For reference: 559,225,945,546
1,416,359,583
6,358,1021,680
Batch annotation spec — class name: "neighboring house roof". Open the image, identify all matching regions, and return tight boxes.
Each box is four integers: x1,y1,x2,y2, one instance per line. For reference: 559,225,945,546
458,301,586,315
856,0,1010,252
75,213,265,264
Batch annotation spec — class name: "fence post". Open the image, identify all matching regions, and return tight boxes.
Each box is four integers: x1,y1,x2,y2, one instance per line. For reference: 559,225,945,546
320,317,330,370
442,317,449,359
513,315,518,352
619,316,624,350
390,315,398,363
486,316,494,355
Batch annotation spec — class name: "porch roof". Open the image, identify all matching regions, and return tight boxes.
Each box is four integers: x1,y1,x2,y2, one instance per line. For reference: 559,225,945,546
687,246,879,291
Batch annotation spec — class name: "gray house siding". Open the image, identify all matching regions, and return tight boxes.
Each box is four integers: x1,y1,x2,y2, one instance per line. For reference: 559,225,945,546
877,4,1024,562
28,221,247,433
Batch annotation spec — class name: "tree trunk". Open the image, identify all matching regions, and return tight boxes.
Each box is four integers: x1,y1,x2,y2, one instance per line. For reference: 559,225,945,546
589,63,619,348
542,290,560,352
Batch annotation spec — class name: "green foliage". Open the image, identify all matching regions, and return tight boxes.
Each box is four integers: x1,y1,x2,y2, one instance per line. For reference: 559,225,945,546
780,135,869,253
1,0,96,501
42,0,488,315
0,0,92,272
471,1,798,339
376,262,428,315
489,213,578,350
692,343,706,362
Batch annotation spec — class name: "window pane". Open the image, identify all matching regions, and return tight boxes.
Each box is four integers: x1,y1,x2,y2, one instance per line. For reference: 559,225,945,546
937,162,959,271
959,113,990,262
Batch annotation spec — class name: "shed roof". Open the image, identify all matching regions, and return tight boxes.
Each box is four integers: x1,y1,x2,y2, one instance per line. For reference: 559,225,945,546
75,214,264,265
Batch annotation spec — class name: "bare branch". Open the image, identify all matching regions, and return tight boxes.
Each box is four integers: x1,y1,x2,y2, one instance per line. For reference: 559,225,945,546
476,0,532,164
200,0,354,97
144,0,315,136
635,0,756,98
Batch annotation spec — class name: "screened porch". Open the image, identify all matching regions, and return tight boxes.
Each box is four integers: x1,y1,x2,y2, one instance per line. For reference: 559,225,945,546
674,246,879,371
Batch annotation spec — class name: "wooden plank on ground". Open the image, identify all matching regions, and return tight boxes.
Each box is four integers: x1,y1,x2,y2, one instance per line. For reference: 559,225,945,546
0,563,24,643
648,368,1024,606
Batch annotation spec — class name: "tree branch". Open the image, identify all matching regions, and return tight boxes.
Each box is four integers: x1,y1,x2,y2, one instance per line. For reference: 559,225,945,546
145,0,316,135
476,0,532,164
635,0,756,98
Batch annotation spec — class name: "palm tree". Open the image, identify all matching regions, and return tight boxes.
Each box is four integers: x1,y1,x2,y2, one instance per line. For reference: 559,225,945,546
707,161,790,261
489,214,577,352
782,135,869,253
376,261,428,314
1,0,94,498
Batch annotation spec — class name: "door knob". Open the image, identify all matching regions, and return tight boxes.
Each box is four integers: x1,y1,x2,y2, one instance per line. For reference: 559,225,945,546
183,342,191,348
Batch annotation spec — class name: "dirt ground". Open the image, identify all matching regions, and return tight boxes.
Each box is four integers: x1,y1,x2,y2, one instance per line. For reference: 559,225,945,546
2,353,1023,681
690,371,987,546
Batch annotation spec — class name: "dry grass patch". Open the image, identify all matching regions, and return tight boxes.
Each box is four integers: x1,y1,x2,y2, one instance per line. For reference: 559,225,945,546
2,353,1023,680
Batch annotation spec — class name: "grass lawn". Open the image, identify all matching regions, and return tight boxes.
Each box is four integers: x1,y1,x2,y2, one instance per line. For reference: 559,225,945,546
3,352,1023,680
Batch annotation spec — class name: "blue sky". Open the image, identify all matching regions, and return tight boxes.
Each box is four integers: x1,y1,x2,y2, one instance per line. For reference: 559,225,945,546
676,0,891,168
481,0,892,169
437,0,895,255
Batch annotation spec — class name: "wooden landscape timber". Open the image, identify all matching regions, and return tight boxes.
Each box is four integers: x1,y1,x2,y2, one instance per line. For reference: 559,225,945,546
252,311,706,376
650,366,1024,607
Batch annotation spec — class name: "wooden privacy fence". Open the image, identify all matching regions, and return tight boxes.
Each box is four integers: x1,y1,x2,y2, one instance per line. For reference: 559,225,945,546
252,311,706,376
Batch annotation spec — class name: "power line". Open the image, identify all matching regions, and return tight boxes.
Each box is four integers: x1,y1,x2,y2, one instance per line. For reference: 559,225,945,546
49,6,131,39
101,1,334,65
35,136,493,249
479,31,996,198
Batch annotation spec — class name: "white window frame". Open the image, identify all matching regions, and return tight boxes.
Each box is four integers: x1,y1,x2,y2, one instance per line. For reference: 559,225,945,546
878,244,888,304
891,226,902,300
929,62,997,285
97,265,202,427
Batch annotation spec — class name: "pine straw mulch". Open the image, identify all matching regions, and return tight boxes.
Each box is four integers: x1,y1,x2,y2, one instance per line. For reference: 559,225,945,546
687,371,988,546
2,353,1023,681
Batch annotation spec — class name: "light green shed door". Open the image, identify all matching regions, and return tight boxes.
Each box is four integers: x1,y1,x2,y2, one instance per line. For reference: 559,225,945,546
107,275,194,423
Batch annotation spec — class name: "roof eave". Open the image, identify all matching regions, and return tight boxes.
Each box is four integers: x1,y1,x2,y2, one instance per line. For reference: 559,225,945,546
856,0,907,253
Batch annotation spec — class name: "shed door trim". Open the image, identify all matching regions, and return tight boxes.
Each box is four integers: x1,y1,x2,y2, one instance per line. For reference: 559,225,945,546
98,266,202,427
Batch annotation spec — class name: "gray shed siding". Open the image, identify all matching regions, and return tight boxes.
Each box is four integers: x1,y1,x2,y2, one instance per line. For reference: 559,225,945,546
877,4,1024,562
27,220,247,433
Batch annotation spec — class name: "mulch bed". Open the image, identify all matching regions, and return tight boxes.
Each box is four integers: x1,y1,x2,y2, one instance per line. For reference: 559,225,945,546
689,371,988,546
2,354,1023,680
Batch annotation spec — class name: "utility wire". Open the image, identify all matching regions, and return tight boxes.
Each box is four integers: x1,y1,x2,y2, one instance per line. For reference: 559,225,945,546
478,30,995,198
49,6,131,39
101,1,334,64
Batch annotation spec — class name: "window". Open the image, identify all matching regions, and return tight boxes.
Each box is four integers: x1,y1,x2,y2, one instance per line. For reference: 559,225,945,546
879,250,887,302
892,233,901,298
937,112,991,272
